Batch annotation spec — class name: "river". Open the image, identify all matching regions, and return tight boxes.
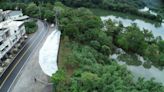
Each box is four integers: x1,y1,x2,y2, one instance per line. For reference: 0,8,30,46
100,15,164,85
101,15,164,39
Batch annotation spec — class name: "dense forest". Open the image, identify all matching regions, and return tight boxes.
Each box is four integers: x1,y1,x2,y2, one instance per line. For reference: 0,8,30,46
0,0,164,92
1,0,163,22
60,0,163,21
52,2,164,92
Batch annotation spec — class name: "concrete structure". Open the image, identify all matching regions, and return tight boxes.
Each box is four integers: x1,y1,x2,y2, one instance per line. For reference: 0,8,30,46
0,20,26,60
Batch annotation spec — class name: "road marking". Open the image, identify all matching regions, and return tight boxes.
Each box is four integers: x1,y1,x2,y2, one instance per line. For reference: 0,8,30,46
0,21,47,89
7,22,50,92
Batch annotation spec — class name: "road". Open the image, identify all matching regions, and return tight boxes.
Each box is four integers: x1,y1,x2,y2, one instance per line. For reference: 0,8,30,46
0,20,49,92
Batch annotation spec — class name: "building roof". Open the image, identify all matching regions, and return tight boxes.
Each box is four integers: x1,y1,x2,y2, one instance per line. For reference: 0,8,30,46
13,15,29,21
0,28,9,42
0,28,8,36
7,20,24,27
7,20,24,31
0,20,24,31
8,11,22,17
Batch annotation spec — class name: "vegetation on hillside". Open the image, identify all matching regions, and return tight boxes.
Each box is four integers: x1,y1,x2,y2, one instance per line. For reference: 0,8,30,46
0,0,163,22
52,2,164,92
54,41,164,92
61,0,162,22
0,1,164,92
104,20,164,66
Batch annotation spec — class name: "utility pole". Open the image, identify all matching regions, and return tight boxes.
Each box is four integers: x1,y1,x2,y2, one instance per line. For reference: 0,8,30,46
34,1,41,19
39,2,42,19
55,10,60,30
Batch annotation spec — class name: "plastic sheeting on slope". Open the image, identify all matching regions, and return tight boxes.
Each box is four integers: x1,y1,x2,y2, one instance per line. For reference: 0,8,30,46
39,29,61,76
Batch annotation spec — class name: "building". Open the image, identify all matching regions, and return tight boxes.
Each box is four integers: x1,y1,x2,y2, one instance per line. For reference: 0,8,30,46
0,20,26,60
6,10,23,20
3,10,29,21
0,9,4,22
0,9,28,61
0,28,12,59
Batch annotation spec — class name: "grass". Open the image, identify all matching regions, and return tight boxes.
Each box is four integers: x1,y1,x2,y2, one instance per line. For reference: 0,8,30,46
58,36,74,77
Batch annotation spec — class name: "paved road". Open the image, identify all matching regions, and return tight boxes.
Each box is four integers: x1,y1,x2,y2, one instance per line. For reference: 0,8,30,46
0,20,49,92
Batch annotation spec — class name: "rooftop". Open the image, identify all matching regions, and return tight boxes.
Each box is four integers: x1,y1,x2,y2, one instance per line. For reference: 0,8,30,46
0,28,8,36
0,20,24,33
13,15,29,21
8,11,23,17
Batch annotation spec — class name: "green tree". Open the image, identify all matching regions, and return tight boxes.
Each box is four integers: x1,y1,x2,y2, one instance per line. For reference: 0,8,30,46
101,45,111,55
43,10,54,22
145,44,160,62
90,40,101,50
116,24,147,54
25,3,39,18
158,40,164,53
80,72,100,91
159,53,164,66
51,69,66,85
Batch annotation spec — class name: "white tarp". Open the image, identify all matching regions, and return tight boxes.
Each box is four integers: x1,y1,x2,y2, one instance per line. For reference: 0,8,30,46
39,29,61,76
138,7,157,16
139,7,149,12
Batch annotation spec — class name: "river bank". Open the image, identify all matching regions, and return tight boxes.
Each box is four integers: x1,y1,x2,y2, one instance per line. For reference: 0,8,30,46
90,8,163,24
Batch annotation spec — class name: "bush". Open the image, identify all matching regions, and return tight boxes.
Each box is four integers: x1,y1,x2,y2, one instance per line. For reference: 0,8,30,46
25,20,37,34
90,40,101,50
101,45,111,55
